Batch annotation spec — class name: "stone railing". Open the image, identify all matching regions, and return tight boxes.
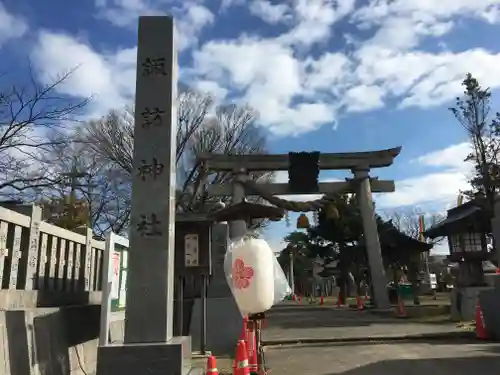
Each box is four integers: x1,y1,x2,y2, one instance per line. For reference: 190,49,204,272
0,204,125,308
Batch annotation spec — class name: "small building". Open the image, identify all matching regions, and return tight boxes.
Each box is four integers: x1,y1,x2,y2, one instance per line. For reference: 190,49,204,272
346,220,433,303
377,220,433,268
350,220,433,270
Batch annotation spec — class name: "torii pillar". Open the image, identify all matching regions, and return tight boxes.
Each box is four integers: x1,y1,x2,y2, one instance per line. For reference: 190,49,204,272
354,168,390,309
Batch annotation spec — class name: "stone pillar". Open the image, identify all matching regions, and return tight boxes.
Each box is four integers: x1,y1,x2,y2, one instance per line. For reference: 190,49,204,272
23,204,42,290
354,169,390,309
96,16,192,375
123,15,178,344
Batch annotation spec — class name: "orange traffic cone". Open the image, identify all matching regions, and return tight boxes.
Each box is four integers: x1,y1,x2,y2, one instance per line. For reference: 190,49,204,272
206,355,219,375
356,295,364,310
239,316,248,341
320,295,324,305
396,296,407,318
234,340,249,375
297,295,302,304
336,292,342,307
247,323,258,373
475,299,488,340
234,318,247,372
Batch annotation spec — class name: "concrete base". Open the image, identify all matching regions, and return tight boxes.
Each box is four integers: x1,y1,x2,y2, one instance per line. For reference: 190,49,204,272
479,288,500,340
0,305,121,375
479,277,500,340
450,286,491,321
96,336,192,375
0,290,102,308
190,297,242,355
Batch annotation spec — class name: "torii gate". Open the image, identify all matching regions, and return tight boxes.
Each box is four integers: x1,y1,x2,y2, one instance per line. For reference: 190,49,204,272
199,147,402,309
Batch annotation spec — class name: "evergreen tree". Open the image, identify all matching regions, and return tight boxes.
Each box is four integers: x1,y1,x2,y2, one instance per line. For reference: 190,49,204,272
450,73,500,211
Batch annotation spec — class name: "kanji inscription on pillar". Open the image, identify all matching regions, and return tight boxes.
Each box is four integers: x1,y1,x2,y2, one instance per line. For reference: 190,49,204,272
141,107,166,128
136,214,163,237
141,57,167,76
137,158,164,180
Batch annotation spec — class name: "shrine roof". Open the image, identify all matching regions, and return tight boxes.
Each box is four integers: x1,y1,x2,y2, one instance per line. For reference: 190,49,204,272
424,199,489,238
353,220,432,253
378,221,433,252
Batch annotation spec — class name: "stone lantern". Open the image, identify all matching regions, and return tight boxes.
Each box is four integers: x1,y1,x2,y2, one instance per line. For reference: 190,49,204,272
425,198,492,320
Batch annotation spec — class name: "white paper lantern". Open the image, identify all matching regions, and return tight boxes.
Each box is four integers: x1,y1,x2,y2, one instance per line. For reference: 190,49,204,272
225,238,275,315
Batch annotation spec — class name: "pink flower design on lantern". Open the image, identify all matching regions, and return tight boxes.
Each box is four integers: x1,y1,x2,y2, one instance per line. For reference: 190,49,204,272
232,258,254,289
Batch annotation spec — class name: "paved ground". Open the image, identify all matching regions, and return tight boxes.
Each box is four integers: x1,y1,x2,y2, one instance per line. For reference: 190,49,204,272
263,302,462,343
256,301,500,374
265,341,500,374
194,300,499,374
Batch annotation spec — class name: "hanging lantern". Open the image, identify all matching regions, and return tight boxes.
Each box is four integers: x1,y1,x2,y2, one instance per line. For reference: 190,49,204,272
296,213,310,229
324,203,339,220
226,238,275,315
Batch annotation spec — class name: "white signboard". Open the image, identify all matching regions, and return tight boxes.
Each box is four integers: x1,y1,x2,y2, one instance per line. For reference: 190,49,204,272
184,234,199,267
111,251,121,299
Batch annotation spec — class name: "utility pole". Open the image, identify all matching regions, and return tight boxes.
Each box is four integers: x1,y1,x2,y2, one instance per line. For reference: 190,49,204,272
287,244,295,294
60,160,95,229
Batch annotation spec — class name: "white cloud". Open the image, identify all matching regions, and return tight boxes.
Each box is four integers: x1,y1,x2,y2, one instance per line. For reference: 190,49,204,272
414,142,471,169
353,0,500,28
0,3,28,47
186,0,500,135
377,171,469,208
343,85,385,112
192,37,337,135
278,0,355,48
195,80,228,99
302,52,352,94
95,0,214,50
249,0,292,24
31,31,137,118
26,0,500,137
377,142,473,209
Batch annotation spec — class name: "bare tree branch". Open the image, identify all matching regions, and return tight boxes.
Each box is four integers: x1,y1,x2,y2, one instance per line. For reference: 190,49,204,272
0,67,88,199
81,89,270,234
381,206,445,245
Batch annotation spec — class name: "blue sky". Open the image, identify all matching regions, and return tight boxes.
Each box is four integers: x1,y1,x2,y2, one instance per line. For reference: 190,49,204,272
2,0,500,254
